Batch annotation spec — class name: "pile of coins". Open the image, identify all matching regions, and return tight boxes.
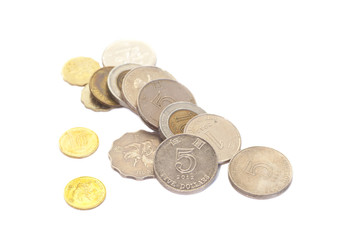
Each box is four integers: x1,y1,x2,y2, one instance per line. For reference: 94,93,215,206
60,40,293,209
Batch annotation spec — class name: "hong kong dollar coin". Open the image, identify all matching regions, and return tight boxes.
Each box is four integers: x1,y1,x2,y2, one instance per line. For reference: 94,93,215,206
228,146,293,199
154,134,218,194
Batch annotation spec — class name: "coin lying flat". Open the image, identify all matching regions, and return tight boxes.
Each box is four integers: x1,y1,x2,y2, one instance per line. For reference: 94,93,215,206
107,64,140,107
159,102,205,139
64,176,106,210
184,114,241,164
122,66,176,113
89,67,121,108
154,134,218,194
102,40,156,67
137,79,196,130
81,84,112,112
62,57,100,86
109,130,162,180
59,127,99,158
228,146,293,199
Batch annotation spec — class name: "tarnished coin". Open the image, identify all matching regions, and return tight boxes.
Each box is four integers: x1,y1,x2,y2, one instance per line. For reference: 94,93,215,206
102,40,156,67
154,134,218,194
107,64,140,107
122,66,176,113
184,114,241,164
228,146,293,199
109,130,162,180
159,102,205,139
137,79,196,130
59,127,99,158
81,84,112,112
89,67,121,108
64,176,106,210
62,57,100,86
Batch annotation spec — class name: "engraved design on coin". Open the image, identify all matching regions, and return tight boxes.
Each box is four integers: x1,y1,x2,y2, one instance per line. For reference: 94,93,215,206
154,134,218,194
159,102,205,139
122,66,176,112
137,80,196,130
59,127,99,158
109,130,162,180
62,57,100,86
228,146,293,199
64,176,106,210
102,40,157,67
184,114,241,164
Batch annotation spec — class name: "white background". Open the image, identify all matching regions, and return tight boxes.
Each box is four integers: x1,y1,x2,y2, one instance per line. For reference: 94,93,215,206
0,0,359,239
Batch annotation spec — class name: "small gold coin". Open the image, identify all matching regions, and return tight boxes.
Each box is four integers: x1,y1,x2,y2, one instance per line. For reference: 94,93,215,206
62,57,100,86
64,176,106,210
81,84,113,112
59,127,99,158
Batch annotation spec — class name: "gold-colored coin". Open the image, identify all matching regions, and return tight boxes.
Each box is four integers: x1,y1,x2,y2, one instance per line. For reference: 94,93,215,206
64,176,106,210
81,84,113,112
89,67,121,107
168,110,197,134
59,127,99,158
62,57,100,86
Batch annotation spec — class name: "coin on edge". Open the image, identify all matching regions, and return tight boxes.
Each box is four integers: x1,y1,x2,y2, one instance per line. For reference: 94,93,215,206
159,102,205,139
59,127,99,158
122,66,176,113
64,176,106,210
62,57,100,86
184,114,241,164
107,63,140,107
228,146,293,199
109,130,162,180
81,84,113,112
154,134,218,194
89,67,121,108
102,40,156,67
137,79,196,130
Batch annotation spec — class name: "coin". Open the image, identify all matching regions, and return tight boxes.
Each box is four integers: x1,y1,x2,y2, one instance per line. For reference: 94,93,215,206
64,176,106,210
137,79,196,130
154,134,218,194
228,146,293,199
109,130,162,180
159,102,205,139
107,64,140,107
184,114,241,164
89,67,121,108
59,127,99,158
102,40,156,67
122,66,176,113
62,57,100,86
81,84,113,112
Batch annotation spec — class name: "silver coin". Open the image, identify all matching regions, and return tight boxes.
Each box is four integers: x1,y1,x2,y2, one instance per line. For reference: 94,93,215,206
137,79,196,130
228,146,293,199
107,63,140,107
108,130,162,180
159,102,205,139
102,40,156,67
184,114,241,164
122,66,176,113
154,134,218,194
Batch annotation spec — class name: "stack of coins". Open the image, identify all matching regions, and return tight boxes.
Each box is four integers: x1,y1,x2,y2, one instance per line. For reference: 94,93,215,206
61,40,293,209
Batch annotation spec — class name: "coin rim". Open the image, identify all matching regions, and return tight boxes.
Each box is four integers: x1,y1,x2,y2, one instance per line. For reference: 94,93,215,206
108,130,161,180
64,176,106,210
159,102,206,139
184,113,241,164
154,133,218,194
228,146,293,199
107,63,140,107
59,127,99,158
137,79,196,130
